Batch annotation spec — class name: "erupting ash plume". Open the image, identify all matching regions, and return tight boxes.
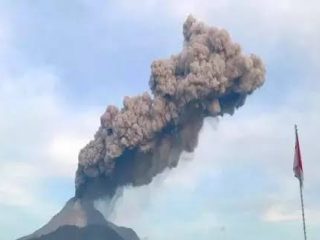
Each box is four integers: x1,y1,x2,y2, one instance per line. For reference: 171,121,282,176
75,15,266,200
19,15,266,240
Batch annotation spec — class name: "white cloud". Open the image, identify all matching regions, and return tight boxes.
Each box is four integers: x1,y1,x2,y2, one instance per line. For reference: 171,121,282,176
263,204,300,222
0,162,40,207
0,67,103,208
47,134,89,176
263,204,320,225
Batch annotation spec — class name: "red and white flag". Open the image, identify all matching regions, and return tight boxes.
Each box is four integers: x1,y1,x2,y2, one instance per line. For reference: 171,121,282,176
293,125,304,185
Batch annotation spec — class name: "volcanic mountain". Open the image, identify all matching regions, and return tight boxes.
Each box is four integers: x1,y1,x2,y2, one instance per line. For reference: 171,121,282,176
18,198,140,240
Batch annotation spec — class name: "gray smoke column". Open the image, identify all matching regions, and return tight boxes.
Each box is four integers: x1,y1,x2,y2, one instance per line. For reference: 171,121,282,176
75,15,265,199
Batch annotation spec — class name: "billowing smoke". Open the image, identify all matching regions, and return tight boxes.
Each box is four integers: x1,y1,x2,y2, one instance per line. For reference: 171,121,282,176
75,15,265,200
19,16,266,240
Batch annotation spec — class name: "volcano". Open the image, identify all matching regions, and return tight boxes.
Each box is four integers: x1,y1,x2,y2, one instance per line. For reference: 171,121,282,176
18,198,140,240
17,15,265,240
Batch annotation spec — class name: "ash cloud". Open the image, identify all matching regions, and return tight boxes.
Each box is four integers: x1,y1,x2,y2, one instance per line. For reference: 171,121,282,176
75,15,265,200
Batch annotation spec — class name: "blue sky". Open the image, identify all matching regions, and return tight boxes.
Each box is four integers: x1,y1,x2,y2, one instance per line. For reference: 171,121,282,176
0,1,320,240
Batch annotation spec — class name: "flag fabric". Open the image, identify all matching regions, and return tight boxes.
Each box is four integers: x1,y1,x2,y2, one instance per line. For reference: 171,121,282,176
293,125,304,185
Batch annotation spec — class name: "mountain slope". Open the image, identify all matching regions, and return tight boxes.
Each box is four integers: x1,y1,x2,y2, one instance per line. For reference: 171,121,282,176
31,225,130,240
18,198,139,240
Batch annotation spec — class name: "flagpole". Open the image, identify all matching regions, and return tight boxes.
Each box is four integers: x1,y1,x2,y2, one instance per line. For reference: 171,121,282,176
299,179,307,240
295,125,307,240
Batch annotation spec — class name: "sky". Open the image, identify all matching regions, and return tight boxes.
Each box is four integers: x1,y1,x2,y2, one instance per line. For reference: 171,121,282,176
0,0,320,239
